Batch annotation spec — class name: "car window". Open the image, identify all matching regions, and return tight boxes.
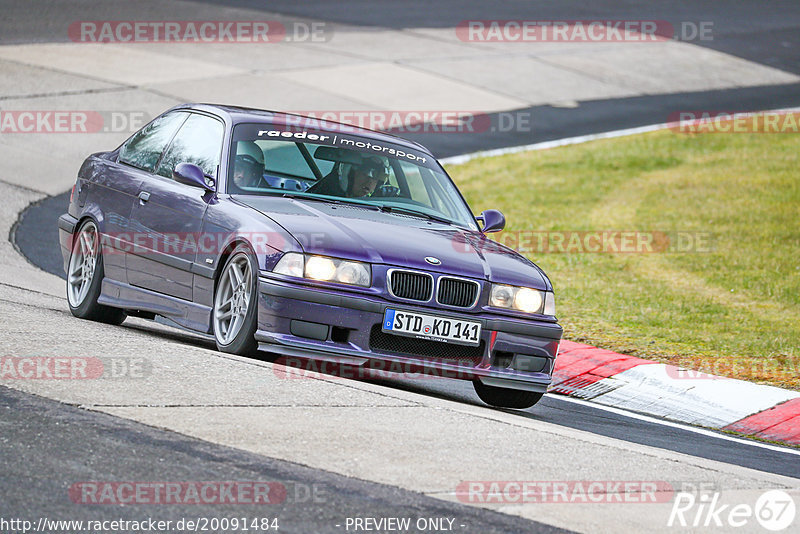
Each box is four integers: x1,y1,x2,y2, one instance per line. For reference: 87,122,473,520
259,140,334,180
227,123,478,229
156,113,225,179
398,161,431,206
119,112,188,172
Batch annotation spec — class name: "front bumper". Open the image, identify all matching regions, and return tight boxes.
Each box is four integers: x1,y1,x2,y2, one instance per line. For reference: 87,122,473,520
256,275,562,392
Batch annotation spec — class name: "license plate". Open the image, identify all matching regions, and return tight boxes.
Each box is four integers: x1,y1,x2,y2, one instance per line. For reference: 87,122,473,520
382,309,482,346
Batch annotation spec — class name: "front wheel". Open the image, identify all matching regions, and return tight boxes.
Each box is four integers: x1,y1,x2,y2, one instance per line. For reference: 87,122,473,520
66,219,126,325
473,381,544,409
212,244,259,355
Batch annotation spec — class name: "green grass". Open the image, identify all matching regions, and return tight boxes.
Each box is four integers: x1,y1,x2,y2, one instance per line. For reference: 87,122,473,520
447,129,800,389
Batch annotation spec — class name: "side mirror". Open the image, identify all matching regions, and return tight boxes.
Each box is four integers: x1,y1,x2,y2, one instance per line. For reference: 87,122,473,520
477,209,505,233
173,162,214,192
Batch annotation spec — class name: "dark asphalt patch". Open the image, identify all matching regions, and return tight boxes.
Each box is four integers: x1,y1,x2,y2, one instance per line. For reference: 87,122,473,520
12,190,69,279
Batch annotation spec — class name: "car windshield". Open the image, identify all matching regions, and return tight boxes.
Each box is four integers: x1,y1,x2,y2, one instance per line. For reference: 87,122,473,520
227,123,478,229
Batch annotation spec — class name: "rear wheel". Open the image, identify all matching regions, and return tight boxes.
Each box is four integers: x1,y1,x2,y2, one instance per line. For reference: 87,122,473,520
213,244,258,355
473,381,544,409
66,219,126,325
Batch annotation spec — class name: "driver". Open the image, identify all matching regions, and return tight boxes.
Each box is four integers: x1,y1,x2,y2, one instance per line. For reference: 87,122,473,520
347,157,388,197
231,141,265,189
312,157,388,198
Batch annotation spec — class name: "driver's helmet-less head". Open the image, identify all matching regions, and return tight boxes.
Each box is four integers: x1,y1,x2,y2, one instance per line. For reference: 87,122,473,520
233,141,265,188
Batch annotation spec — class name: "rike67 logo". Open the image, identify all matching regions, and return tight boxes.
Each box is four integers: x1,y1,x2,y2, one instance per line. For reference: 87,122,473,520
669,489,796,531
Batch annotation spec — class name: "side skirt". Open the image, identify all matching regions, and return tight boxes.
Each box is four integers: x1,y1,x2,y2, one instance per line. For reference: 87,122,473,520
98,278,212,334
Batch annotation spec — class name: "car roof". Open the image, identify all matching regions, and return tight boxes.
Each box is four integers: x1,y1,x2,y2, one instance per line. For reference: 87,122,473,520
171,103,434,157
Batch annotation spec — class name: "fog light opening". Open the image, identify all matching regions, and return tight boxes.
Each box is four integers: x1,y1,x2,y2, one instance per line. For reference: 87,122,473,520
492,350,514,369
331,326,350,343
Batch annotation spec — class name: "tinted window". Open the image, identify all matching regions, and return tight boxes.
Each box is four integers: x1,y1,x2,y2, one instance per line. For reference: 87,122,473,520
156,114,224,179
261,141,333,180
398,161,431,206
119,112,187,172
226,123,477,229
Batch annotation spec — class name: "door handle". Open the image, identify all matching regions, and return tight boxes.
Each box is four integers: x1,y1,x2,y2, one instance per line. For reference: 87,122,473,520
138,191,151,204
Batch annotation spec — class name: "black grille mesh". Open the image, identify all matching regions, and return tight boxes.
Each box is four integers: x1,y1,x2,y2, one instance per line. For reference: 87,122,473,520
389,271,433,301
369,324,484,365
438,277,479,308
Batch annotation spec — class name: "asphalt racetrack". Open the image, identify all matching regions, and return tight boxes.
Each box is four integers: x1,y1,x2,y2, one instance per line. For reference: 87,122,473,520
3,2,800,532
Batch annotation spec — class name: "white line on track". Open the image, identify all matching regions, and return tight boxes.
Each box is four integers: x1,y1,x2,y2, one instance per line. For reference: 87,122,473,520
552,395,800,457
440,106,800,166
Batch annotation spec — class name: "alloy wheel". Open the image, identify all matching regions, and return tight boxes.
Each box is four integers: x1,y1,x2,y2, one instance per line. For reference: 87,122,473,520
213,252,253,345
67,221,99,307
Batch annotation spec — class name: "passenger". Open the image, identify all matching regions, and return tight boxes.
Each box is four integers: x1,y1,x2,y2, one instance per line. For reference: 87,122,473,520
231,141,265,189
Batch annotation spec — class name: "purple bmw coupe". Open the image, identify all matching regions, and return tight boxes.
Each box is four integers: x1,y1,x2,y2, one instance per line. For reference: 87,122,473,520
58,104,561,409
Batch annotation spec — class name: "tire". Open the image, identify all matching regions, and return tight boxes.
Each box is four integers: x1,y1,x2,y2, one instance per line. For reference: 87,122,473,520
473,380,544,409
66,219,126,325
212,244,259,356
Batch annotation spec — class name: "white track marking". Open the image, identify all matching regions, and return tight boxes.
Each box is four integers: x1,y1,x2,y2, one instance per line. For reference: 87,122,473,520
441,106,800,166
551,395,800,457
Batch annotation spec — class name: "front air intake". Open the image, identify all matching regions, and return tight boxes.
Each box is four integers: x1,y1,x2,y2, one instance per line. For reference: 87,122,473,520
388,270,433,301
437,277,479,308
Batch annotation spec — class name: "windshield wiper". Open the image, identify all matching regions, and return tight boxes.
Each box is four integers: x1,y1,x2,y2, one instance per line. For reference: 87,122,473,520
280,192,380,210
278,193,453,224
377,204,454,225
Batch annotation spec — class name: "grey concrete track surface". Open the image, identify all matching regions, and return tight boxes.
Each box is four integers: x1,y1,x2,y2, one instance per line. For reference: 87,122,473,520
0,385,567,534
2,1,800,533
0,271,797,533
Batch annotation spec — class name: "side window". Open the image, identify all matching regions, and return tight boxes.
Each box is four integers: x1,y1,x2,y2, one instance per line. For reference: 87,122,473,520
119,112,187,172
156,114,225,179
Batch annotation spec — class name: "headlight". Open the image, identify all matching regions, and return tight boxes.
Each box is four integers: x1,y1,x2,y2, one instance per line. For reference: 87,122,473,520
490,284,554,315
514,287,543,313
273,253,371,287
305,256,336,280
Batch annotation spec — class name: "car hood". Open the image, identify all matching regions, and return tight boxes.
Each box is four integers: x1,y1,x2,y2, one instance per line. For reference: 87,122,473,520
235,196,550,290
